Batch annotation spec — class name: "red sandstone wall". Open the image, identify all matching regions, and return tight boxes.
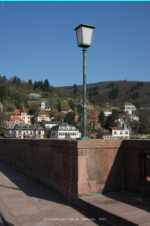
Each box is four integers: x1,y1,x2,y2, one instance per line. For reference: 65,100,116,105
122,140,150,198
1,138,149,202
0,139,122,204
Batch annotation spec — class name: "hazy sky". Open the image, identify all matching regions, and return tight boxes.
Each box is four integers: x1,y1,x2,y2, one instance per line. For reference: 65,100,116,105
0,2,150,87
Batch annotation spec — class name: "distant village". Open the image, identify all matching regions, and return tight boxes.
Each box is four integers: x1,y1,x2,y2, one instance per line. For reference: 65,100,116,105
0,96,149,140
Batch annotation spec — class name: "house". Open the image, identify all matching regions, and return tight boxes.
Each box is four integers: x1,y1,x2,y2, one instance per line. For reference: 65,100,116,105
140,106,150,111
61,107,72,114
93,111,99,118
0,102,3,111
71,112,101,130
11,104,31,124
117,114,125,127
51,123,81,139
102,129,112,139
7,124,44,139
127,114,139,122
120,102,136,114
10,117,25,125
77,98,94,110
109,124,130,139
39,102,51,111
101,108,112,117
43,121,59,129
35,110,51,122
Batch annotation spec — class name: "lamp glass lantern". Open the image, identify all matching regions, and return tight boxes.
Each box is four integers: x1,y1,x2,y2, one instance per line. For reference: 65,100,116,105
74,24,95,48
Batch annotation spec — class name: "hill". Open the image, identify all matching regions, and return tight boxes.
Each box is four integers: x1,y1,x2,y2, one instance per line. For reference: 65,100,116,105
64,80,150,109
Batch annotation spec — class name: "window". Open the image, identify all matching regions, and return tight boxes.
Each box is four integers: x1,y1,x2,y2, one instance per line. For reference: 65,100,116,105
19,131,21,135
125,131,128,134
114,131,116,134
120,131,122,134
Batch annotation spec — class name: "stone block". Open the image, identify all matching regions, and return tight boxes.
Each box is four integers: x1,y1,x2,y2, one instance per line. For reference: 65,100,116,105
78,157,87,182
45,151,54,171
53,152,63,174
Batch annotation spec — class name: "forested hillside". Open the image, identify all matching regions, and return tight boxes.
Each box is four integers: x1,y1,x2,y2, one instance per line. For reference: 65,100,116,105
0,75,69,112
64,80,150,108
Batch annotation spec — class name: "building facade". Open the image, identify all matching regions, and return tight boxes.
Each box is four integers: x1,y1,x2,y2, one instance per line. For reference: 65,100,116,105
101,108,112,117
11,104,31,124
39,102,51,111
120,102,136,114
51,123,81,139
7,124,44,139
10,117,25,125
43,121,58,129
109,125,130,139
35,110,51,122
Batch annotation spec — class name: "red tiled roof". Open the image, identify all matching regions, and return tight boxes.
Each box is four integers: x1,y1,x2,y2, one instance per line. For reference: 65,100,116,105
11,104,28,116
124,102,134,106
93,111,99,115
110,127,124,130
37,110,49,117
10,117,25,124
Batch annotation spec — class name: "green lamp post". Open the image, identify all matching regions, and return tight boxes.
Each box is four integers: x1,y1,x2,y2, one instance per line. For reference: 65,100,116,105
74,24,95,140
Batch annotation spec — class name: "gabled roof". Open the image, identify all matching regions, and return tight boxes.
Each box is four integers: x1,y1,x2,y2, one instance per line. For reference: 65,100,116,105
52,122,77,131
10,117,25,124
110,127,124,130
124,102,135,106
37,110,49,117
61,107,71,111
10,124,44,130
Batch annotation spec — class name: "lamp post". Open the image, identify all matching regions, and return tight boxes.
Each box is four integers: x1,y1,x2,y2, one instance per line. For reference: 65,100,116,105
74,24,95,140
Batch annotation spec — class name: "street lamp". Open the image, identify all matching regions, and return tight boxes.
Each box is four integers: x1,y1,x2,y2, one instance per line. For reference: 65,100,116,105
74,24,95,140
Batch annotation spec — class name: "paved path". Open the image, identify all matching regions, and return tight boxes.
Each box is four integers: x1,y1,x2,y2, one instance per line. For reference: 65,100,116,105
79,191,150,226
0,163,105,226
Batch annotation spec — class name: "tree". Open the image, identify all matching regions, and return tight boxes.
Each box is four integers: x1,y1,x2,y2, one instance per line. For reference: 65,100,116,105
98,111,105,127
68,99,75,111
138,110,150,134
105,114,115,128
57,101,61,112
0,111,7,132
64,111,74,124
54,112,64,123
0,85,7,101
28,79,33,90
77,105,83,114
73,84,78,94
44,79,50,92
28,102,39,115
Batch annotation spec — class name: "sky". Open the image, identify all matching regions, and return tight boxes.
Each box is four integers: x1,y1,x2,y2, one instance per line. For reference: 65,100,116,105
0,2,150,87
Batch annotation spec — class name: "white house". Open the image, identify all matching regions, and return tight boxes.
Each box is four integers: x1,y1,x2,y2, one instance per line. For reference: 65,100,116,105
127,114,139,122
39,102,51,111
7,124,44,139
61,108,72,114
109,124,130,139
51,122,81,139
101,108,112,117
43,121,58,129
35,110,51,122
120,102,136,114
